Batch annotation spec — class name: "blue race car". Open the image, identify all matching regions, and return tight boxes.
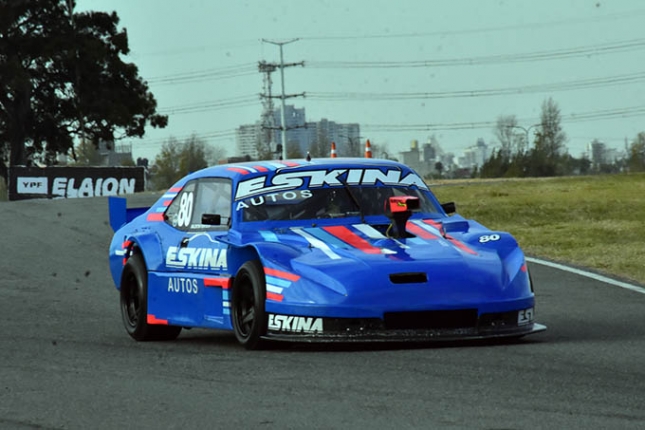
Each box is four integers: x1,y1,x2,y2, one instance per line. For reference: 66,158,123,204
108,158,545,349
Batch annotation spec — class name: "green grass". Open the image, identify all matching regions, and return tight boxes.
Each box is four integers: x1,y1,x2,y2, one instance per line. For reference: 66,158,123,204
431,174,645,285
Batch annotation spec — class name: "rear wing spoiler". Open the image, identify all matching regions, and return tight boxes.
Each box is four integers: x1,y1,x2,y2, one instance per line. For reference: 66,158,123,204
108,196,149,231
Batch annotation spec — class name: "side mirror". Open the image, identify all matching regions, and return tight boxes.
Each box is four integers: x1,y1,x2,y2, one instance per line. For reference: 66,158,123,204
441,202,456,214
201,213,221,225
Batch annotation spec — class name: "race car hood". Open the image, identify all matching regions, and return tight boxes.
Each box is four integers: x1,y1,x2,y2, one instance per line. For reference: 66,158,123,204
235,220,529,310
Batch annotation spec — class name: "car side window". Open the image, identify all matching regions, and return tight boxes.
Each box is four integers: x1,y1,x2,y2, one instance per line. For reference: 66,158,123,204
191,179,232,229
165,179,232,231
164,181,197,230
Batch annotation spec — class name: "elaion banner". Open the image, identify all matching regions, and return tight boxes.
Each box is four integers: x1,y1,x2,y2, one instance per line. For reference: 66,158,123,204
9,166,145,201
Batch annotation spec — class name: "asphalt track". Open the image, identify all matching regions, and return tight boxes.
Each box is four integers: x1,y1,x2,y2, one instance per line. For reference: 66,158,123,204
1,195,645,430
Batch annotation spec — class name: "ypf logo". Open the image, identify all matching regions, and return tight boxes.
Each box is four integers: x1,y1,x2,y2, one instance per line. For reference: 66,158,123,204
16,177,48,194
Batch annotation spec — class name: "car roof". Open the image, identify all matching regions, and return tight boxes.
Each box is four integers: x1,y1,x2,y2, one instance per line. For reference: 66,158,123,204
181,157,413,183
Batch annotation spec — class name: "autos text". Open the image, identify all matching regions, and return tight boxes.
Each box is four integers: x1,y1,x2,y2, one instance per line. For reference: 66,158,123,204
168,277,199,294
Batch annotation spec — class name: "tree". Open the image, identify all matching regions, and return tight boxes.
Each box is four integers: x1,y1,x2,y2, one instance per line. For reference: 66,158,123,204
254,131,273,161
149,135,226,190
480,149,509,178
522,98,568,177
309,131,330,158
149,138,182,191
493,115,525,157
0,0,167,181
370,141,392,160
342,137,363,157
535,97,566,159
434,161,443,178
286,140,303,158
627,132,645,172
179,135,210,174
72,138,102,166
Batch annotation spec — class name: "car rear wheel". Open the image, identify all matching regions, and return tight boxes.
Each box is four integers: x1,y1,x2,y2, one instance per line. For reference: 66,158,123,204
232,260,268,350
120,253,182,341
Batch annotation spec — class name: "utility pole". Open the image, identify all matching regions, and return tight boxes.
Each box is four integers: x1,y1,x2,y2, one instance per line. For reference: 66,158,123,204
262,39,304,160
66,0,80,161
258,61,277,158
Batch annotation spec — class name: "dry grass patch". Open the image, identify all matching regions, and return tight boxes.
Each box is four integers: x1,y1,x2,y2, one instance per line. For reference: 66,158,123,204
432,174,645,285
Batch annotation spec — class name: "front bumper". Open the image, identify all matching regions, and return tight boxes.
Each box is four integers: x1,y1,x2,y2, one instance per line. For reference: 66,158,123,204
263,308,546,343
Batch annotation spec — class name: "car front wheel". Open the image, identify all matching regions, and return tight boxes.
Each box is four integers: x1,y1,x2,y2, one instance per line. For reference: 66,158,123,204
231,260,268,350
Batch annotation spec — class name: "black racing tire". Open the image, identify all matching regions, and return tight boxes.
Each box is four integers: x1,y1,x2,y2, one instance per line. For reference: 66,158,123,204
231,260,268,350
120,253,182,341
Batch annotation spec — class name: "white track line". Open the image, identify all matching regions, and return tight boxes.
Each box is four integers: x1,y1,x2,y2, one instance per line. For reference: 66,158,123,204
526,257,645,295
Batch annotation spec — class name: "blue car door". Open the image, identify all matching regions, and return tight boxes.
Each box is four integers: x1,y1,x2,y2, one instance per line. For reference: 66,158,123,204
152,178,233,329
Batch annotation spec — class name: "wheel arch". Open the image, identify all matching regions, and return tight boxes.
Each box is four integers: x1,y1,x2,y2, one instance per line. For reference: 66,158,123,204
111,231,163,290
227,241,300,287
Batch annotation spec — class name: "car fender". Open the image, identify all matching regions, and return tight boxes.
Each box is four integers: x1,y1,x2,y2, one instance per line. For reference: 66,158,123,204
109,228,164,289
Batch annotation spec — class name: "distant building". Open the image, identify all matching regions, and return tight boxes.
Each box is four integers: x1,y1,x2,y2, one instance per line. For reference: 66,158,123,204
586,140,624,170
98,141,134,166
235,124,262,159
235,105,360,159
399,140,432,177
307,119,360,157
457,138,488,169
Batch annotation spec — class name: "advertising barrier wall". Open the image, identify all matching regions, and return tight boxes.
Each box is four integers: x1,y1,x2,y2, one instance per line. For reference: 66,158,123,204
8,166,145,201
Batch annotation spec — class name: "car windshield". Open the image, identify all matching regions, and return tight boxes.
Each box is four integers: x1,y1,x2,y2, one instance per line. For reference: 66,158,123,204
237,186,440,222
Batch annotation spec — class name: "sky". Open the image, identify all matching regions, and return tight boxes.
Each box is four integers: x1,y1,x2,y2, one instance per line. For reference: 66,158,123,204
76,0,645,162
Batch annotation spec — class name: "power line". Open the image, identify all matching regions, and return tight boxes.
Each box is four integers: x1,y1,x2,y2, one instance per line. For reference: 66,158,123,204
126,9,645,59
131,39,261,59
133,129,238,147
308,38,645,69
158,95,260,115
299,9,645,41
142,36,645,88
152,68,645,117
131,104,645,150
308,71,645,101
146,63,258,85
361,105,645,133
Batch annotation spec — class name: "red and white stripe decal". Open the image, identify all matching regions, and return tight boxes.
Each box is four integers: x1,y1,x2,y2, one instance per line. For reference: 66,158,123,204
264,267,300,282
416,220,477,255
266,291,284,302
444,236,477,255
146,212,164,222
405,221,440,240
204,277,231,289
264,267,300,302
422,219,445,235
278,161,299,167
290,228,342,260
322,225,382,254
120,240,133,265
227,167,251,175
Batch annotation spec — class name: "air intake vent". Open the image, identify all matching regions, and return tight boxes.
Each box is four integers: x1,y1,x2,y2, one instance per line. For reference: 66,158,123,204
384,309,478,330
389,272,427,284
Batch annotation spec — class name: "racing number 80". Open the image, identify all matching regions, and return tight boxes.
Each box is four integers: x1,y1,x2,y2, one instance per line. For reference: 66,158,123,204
479,234,500,243
177,192,194,228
